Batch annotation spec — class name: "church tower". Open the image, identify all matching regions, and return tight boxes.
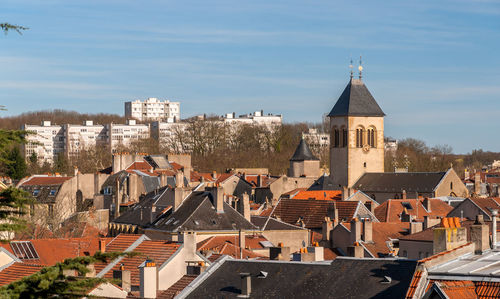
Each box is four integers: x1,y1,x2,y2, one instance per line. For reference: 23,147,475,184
328,65,385,188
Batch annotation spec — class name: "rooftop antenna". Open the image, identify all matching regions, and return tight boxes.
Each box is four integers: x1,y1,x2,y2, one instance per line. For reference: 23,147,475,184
349,57,354,79
358,55,363,79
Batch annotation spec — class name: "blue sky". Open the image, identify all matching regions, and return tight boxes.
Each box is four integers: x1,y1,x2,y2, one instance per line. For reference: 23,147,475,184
1,0,499,153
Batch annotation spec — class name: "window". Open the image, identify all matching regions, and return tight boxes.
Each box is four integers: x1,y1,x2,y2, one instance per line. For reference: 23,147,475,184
342,128,347,147
334,129,340,147
356,128,364,148
450,182,453,190
48,205,54,218
401,250,407,257
11,241,39,260
33,189,40,196
49,189,57,196
367,128,376,147
363,162,367,168
401,202,413,210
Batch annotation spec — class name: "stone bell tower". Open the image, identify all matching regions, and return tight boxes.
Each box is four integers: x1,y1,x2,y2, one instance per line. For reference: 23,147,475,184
328,61,385,188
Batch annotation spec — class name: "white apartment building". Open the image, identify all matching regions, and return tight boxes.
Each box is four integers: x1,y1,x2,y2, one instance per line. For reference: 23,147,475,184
106,119,150,150
22,121,65,165
64,121,107,157
125,98,180,122
222,110,282,127
302,128,330,149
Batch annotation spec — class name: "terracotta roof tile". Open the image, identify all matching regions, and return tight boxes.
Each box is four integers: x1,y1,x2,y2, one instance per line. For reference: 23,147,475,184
419,242,472,263
197,235,268,251
0,238,104,266
126,161,153,172
157,275,198,299
470,197,500,216
215,173,234,184
0,263,43,286
105,234,143,252
271,199,359,229
20,176,72,186
405,270,422,298
437,280,477,298
99,240,181,286
292,190,342,200
375,198,452,222
474,281,500,298
190,172,215,182
218,242,265,259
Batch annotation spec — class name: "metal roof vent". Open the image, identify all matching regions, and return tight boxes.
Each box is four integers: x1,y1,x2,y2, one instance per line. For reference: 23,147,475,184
257,271,268,278
381,276,392,284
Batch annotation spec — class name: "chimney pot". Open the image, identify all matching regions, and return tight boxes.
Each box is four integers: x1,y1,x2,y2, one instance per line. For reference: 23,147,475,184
240,273,251,297
140,259,158,298
99,239,106,253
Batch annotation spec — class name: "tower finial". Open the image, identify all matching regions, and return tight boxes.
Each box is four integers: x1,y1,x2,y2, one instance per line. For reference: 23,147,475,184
349,57,353,79
358,55,363,79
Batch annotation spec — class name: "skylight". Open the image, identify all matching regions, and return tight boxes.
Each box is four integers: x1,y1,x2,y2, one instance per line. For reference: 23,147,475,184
11,241,39,260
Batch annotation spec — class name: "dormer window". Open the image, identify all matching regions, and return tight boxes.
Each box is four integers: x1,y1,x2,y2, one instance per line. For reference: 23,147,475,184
401,202,413,210
32,189,40,196
49,189,57,196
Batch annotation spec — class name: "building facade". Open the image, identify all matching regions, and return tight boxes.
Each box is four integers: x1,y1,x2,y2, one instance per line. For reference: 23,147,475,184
222,110,282,127
22,121,65,165
106,119,150,150
64,121,107,158
124,98,180,122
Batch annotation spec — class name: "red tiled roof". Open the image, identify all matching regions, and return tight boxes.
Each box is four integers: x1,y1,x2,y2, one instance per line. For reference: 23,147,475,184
292,190,342,200
475,281,500,298
419,242,472,263
242,175,273,188
206,253,224,263
218,242,264,259
0,238,104,266
437,280,477,298
169,162,184,171
343,222,410,257
323,248,338,260
157,275,198,299
0,263,43,286
215,173,234,184
190,172,215,182
126,161,152,172
21,176,72,186
405,270,422,298
271,199,360,229
105,234,142,252
197,235,268,251
375,199,452,222
100,240,181,286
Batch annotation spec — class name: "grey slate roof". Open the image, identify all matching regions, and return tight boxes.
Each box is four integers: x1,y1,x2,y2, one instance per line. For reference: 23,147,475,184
328,78,385,117
152,191,258,232
352,172,448,193
112,186,172,227
290,139,319,161
182,258,418,298
307,174,340,191
250,216,306,231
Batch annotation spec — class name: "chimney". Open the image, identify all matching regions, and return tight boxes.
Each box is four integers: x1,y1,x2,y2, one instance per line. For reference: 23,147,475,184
350,219,361,244
307,245,324,261
212,170,217,180
269,245,291,261
241,193,250,221
180,231,198,261
475,172,481,195
327,202,339,227
470,214,489,254
160,173,168,187
113,264,131,292
362,219,373,242
402,190,407,200
239,230,245,259
175,171,184,188
492,209,498,249
410,222,423,234
423,216,441,230
342,186,351,200
99,239,106,253
240,273,251,297
74,166,78,176
347,243,364,258
433,218,467,254
322,217,333,242
257,175,262,187
139,259,157,298
423,198,431,212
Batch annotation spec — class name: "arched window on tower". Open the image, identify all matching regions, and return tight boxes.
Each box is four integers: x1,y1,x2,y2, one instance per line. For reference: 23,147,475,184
356,127,364,148
367,127,376,148
342,128,347,147
334,128,340,147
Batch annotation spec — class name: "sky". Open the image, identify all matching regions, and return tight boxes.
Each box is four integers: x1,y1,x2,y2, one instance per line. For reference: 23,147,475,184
1,0,499,154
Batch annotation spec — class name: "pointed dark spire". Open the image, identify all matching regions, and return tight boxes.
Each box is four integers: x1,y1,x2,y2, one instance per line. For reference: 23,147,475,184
290,138,319,161
327,78,385,117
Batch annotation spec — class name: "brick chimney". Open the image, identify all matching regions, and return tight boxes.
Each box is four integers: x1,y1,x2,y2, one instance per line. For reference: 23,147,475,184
433,218,467,254
423,198,431,212
322,217,333,242
99,239,106,253
240,193,250,221
347,243,364,258
239,230,245,259
175,170,184,188
139,259,157,298
362,219,373,243
410,222,423,234
470,214,489,254
113,264,131,292
350,219,361,244
475,172,481,195
240,273,251,297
